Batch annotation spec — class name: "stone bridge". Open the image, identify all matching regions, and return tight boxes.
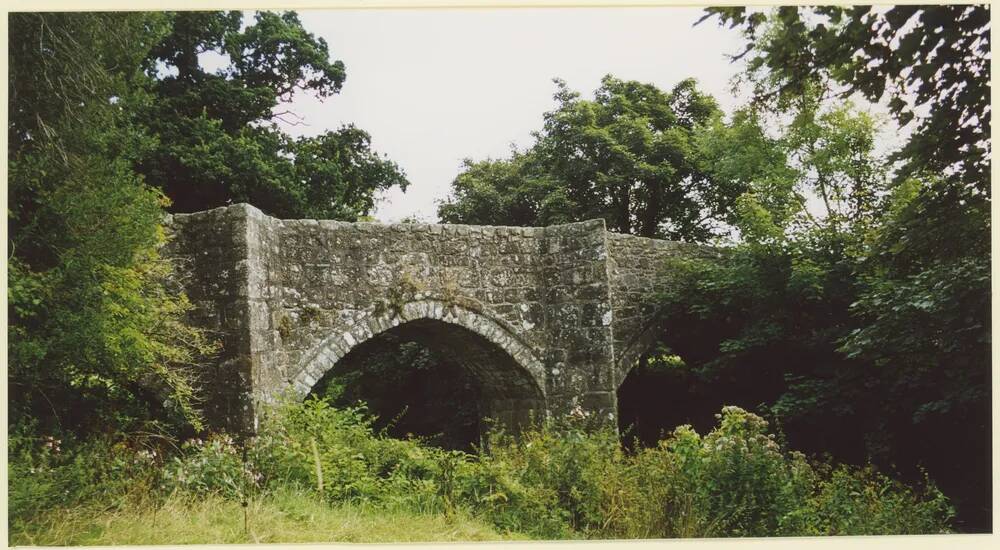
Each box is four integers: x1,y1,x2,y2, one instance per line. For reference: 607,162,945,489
165,204,711,433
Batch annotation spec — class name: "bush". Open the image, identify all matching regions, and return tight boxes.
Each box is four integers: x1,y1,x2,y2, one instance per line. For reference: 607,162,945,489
7,425,165,527
664,406,815,536
467,409,624,538
796,465,953,535
464,405,953,538
10,403,955,541
162,434,257,500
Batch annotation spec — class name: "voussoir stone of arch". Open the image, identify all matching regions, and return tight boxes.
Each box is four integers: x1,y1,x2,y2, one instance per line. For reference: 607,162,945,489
163,203,710,433
287,301,547,403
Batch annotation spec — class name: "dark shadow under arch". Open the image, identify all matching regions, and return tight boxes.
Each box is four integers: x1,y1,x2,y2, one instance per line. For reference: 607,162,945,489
615,313,722,448
308,317,546,449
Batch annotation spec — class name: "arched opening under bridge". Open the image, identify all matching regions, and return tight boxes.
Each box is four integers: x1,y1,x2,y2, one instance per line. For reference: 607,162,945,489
296,308,547,450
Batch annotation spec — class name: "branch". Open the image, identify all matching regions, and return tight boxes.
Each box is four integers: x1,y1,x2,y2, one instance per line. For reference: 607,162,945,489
272,110,308,127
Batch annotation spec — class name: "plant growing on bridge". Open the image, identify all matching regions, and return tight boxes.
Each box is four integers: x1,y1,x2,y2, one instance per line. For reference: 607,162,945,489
375,270,428,318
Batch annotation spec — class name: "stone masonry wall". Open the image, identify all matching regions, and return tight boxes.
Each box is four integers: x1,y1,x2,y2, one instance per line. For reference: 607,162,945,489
539,220,618,420
165,204,702,432
163,206,258,432
605,233,720,387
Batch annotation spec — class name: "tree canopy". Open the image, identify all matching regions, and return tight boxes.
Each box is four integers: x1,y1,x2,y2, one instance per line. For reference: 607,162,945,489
136,11,408,219
8,12,214,434
8,10,412,437
702,4,990,191
634,5,992,530
440,76,740,241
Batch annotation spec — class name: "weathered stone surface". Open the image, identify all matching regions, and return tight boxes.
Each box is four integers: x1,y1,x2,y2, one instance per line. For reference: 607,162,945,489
164,204,710,433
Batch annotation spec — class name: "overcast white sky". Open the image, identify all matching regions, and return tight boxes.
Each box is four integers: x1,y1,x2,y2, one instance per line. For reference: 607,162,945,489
261,7,753,222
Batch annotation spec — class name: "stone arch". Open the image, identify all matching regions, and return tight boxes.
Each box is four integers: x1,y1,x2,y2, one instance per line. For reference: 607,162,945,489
285,301,547,426
615,310,669,388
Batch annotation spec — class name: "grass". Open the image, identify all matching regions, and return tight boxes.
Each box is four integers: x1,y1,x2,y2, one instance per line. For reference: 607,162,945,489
10,488,527,546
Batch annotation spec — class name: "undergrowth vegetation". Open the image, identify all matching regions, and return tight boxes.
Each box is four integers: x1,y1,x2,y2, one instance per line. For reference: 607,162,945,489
9,401,954,544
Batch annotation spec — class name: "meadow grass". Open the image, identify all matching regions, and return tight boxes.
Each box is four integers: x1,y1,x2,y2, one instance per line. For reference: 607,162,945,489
11,487,526,546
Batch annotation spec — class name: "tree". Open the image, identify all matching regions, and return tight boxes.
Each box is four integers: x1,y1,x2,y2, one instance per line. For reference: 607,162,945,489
8,13,215,436
652,155,991,532
631,94,886,447
8,10,414,440
135,11,408,219
645,6,992,530
702,4,990,191
438,151,574,228
440,76,740,241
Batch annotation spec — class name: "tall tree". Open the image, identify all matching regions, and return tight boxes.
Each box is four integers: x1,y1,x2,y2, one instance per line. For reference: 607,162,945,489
636,95,889,448
440,76,739,241
651,5,992,530
8,12,214,435
136,11,408,219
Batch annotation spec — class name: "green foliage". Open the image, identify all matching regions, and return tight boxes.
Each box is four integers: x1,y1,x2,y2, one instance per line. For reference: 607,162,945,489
696,91,889,244
654,203,988,526
440,76,741,240
249,399,456,510
665,407,808,536
9,9,413,443
703,5,990,190
638,8,992,528
7,426,165,529
135,11,409,218
9,402,954,541
471,412,625,537
798,465,954,536
438,152,568,228
162,434,257,501
8,12,217,435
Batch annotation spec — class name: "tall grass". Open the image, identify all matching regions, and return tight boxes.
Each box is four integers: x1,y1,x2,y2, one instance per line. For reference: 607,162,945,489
8,402,955,544
12,488,520,546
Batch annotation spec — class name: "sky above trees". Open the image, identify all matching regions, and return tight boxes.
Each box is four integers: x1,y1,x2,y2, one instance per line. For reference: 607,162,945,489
240,7,757,222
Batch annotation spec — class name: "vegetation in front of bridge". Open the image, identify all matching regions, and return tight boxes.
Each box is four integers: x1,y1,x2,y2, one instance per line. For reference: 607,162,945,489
9,400,952,544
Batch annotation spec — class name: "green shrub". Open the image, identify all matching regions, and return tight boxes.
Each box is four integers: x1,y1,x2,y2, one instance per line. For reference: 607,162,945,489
162,434,258,501
452,444,572,538
794,465,953,535
469,409,624,538
461,405,953,538
10,402,955,541
250,398,450,509
665,406,815,536
8,426,164,527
